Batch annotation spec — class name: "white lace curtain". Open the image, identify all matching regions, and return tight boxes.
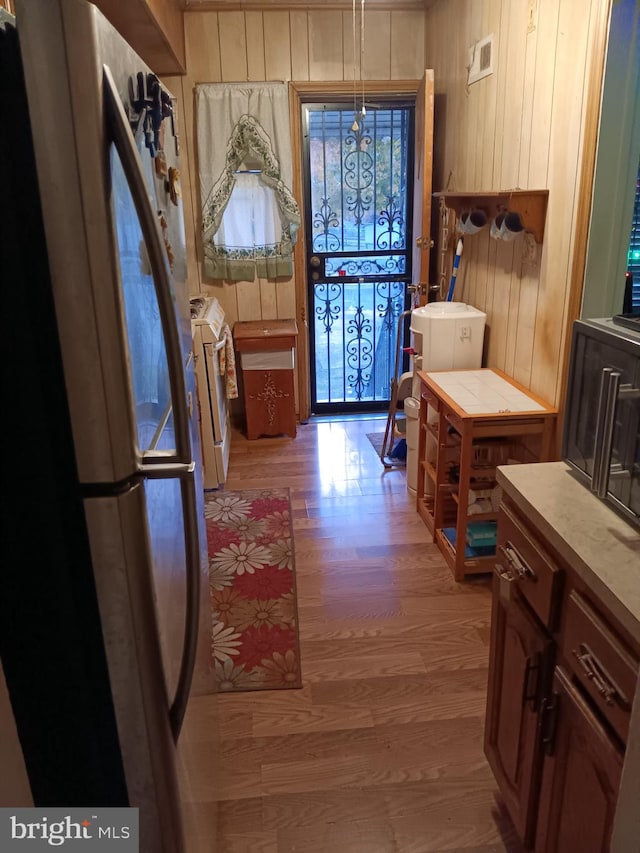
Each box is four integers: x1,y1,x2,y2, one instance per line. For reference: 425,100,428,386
196,82,300,281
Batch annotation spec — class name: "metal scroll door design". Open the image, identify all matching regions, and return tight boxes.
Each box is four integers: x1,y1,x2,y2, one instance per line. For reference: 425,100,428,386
303,105,414,413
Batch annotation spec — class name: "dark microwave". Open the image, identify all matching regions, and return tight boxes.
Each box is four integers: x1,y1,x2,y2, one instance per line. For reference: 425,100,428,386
562,317,640,528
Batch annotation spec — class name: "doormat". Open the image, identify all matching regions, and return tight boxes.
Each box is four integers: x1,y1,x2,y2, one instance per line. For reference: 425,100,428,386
366,432,406,464
204,488,302,692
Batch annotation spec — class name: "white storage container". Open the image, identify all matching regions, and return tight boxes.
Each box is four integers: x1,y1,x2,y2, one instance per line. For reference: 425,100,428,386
410,302,486,372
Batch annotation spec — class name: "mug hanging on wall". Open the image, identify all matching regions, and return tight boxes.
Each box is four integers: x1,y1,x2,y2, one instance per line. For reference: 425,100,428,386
457,209,488,235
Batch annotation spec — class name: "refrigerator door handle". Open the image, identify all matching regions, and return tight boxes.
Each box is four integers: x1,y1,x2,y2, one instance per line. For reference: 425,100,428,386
103,64,191,468
172,471,201,742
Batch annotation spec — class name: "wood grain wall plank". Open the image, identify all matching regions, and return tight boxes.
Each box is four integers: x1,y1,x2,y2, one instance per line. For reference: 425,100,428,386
259,278,278,319
529,0,594,402
390,12,425,80
237,280,262,321
219,11,248,81
276,278,297,321
342,10,361,84
264,11,292,81
498,0,528,190
184,12,222,82
245,11,266,81
527,0,560,188
362,11,391,80
290,11,310,81
517,6,538,188
490,0,510,192
308,10,344,81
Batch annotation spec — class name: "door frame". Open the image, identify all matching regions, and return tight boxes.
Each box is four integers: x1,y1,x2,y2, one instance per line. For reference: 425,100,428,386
289,80,421,423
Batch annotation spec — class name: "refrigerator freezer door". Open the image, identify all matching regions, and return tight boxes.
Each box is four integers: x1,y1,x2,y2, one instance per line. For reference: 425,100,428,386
83,484,186,852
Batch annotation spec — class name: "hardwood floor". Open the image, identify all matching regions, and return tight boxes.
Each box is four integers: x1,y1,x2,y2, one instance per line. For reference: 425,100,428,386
178,417,523,853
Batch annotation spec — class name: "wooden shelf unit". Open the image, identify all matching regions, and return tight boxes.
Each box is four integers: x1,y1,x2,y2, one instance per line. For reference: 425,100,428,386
433,189,549,243
416,368,557,581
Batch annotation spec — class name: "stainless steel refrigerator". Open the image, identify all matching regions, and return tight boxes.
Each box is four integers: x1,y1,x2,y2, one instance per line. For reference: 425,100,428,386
0,1,213,848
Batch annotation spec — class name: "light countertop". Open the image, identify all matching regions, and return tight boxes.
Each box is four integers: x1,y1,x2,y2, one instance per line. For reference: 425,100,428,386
496,461,640,640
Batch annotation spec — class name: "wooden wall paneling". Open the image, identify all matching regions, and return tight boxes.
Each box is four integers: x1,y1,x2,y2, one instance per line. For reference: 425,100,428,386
512,263,540,388
218,283,239,327
448,2,467,188
264,11,292,81
342,10,361,84
503,251,524,378
486,241,516,369
245,11,266,81
517,2,538,189
474,229,491,318
362,11,391,80
530,0,593,404
275,277,297,321
390,11,425,80
513,0,549,390
490,0,511,193
472,3,499,318
259,277,278,320
527,0,560,188
236,280,262,321
498,0,528,190
290,11,310,81
184,11,222,82
461,2,481,306
464,0,482,191
496,2,527,382
219,11,248,81
308,11,344,81
476,1,494,189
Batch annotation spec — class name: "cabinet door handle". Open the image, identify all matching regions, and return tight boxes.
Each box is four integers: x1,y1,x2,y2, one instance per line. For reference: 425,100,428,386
499,542,537,582
572,643,630,709
523,654,540,711
540,694,559,755
494,563,514,602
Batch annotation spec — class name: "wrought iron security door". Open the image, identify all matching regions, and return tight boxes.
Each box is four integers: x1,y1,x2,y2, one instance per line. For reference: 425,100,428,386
303,103,414,413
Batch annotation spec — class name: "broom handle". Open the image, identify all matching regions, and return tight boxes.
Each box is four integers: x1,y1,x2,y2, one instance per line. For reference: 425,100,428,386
446,237,464,301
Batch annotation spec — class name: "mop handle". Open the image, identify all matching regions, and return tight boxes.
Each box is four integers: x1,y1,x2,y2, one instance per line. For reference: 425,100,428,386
446,237,464,302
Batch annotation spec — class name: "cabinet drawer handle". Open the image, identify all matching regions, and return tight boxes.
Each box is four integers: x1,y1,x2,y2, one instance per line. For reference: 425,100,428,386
572,643,630,709
499,542,537,582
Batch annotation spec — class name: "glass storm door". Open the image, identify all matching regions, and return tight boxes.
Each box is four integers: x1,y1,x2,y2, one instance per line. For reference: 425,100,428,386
302,103,415,414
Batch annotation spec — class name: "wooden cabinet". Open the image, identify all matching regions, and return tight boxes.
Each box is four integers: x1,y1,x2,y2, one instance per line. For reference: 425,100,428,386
92,0,185,75
233,319,298,441
485,494,639,852
484,565,553,846
535,667,623,853
416,368,557,581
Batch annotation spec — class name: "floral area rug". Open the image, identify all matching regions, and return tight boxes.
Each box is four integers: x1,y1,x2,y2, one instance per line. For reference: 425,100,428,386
204,488,302,692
